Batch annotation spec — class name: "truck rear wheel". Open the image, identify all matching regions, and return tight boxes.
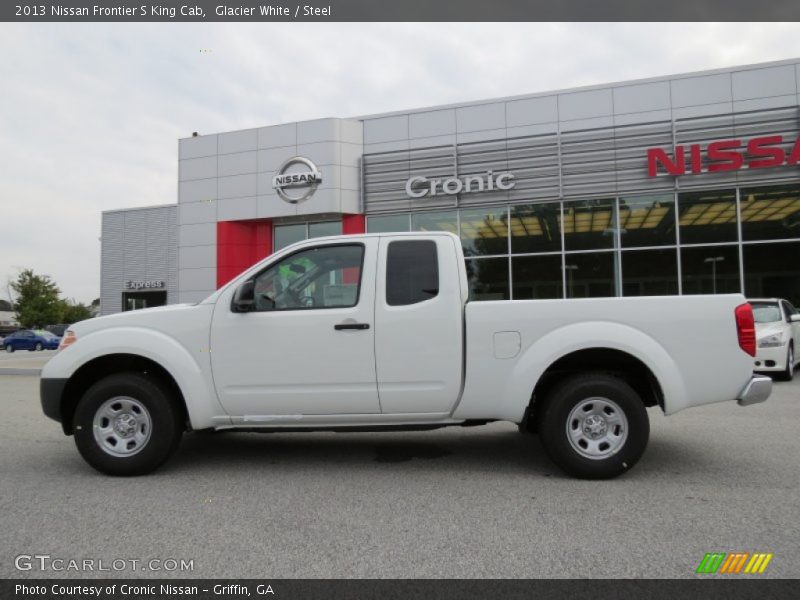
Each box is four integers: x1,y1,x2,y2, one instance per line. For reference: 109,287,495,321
72,373,183,476
538,373,649,479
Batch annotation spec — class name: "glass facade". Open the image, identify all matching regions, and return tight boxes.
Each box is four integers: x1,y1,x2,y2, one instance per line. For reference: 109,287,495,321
274,220,341,251
366,183,800,305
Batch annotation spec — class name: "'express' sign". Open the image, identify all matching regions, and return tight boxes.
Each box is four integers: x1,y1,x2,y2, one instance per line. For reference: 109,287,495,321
124,280,164,290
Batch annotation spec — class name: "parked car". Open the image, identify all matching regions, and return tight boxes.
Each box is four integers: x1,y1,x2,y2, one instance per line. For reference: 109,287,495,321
3,330,61,352
34,330,63,350
748,298,800,380
41,232,770,478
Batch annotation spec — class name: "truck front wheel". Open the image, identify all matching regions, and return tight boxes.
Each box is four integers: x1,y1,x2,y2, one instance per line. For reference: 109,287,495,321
538,373,649,479
72,373,183,476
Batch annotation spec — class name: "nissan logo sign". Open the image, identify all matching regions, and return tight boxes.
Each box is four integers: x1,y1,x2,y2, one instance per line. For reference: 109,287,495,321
272,156,322,204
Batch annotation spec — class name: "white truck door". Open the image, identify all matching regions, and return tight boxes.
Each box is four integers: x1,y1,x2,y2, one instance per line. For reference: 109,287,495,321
374,235,464,414
210,239,381,416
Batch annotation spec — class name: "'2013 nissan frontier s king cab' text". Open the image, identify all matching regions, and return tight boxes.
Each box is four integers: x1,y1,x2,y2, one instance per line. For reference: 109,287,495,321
40,232,771,478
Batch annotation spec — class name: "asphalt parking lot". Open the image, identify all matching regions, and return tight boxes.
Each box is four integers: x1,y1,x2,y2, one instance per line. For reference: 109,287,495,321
0,349,56,375
1,373,799,579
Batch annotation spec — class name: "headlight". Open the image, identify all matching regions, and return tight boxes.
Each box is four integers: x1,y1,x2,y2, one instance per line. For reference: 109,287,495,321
58,330,77,351
758,332,785,348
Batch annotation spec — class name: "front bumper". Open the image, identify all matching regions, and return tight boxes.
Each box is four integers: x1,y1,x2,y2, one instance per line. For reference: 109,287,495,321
754,343,787,372
40,378,67,424
736,376,772,407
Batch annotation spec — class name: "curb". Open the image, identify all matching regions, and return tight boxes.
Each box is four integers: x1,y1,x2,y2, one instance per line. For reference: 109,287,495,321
0,368,42,376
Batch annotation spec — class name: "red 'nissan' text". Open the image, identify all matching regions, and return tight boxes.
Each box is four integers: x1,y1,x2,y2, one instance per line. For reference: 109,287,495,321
647,135,800,176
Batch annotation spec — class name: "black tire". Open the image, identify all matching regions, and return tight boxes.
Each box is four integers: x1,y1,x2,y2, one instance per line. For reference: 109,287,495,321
34,342,43,351
538,372,649,479
4,344,13,353
72,373,184,476
777,343,794,382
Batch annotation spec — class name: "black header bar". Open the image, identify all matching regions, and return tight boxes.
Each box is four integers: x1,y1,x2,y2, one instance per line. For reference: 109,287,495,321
2,0,800,22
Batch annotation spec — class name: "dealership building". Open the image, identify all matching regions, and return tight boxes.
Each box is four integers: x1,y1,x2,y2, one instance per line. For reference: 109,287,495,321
100,58,800,315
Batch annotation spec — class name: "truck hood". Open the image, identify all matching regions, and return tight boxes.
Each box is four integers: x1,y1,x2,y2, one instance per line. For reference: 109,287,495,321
68,303,201,336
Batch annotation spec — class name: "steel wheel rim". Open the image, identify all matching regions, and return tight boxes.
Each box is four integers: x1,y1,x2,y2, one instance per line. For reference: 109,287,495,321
566,396,629,460
92,396,152,457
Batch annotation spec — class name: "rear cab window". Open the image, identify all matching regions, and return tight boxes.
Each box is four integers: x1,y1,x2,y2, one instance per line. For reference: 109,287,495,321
386,240,439,306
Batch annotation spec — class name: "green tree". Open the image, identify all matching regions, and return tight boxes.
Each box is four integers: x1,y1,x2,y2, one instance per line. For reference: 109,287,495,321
60,299,94,324
10,269,64,328
0,298,11,311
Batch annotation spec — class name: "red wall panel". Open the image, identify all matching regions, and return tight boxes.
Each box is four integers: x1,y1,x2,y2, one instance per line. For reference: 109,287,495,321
216,219,273,288
342,213,366,235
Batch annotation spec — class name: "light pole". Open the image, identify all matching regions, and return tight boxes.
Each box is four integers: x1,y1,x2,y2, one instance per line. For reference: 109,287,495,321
704,256,725,294
565,264,578,297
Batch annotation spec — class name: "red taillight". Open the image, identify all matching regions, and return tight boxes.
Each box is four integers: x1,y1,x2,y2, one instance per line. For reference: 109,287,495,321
735,303,756,357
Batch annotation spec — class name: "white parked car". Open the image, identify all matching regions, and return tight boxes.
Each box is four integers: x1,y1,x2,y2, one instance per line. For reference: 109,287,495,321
41,232,770,479
749,298,800,380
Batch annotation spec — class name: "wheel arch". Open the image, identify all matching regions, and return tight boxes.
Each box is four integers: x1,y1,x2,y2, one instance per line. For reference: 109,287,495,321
521,348,664,433
501,321,686,429
42,326,228,434
59,354,188,435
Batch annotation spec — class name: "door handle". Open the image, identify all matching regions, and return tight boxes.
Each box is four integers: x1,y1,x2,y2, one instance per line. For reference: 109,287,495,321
334,322,370,331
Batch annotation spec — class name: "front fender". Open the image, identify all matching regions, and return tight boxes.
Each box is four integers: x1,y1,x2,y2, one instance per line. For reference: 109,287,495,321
501,321,687,420
41,327,229,429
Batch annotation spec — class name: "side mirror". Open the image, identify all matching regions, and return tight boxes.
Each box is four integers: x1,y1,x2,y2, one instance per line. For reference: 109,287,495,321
790,314,800,323
231,280,255,313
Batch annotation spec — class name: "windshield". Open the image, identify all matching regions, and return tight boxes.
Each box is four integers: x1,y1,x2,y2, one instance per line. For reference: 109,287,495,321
750,302,782,324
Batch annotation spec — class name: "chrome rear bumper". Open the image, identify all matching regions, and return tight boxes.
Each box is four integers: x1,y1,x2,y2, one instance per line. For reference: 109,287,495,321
737,375,772,407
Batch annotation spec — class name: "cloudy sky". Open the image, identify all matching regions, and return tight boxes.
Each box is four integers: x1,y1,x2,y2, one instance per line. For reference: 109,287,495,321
2,22,800,303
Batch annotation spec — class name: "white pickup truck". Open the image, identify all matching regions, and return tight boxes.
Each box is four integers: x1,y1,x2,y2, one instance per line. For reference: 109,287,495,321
41,232,771,478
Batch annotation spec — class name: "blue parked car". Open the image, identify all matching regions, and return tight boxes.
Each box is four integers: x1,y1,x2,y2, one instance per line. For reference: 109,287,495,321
2,330,61,352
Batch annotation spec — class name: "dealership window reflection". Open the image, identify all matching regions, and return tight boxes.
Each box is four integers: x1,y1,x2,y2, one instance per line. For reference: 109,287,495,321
678,189,737,244
513,255,563,299
681,245,740,295
511,203,562,253
362,183,799,301
619,194,676,248
740,184,800,241
622,249,679,296
412,211,457,235
466,258,510,300
274,220,341,251
744,241,800,306
565,252,616,298
563,198,617,251
460,207,508,257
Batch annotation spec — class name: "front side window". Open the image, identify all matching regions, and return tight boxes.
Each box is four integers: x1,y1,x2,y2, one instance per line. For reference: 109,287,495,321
252,244,364,311
386,240,439,306
781,301,794,322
